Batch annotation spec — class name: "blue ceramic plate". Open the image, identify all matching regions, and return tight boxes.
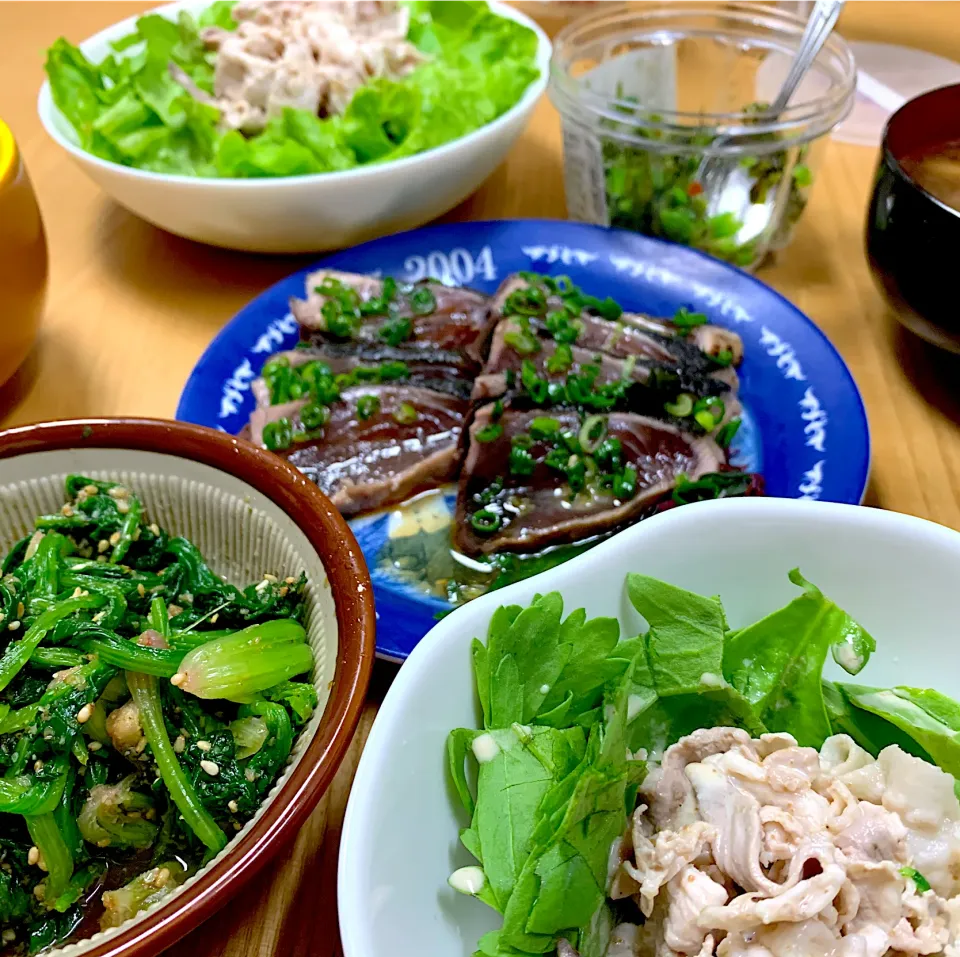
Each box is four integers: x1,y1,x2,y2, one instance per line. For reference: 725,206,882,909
177,220,870,660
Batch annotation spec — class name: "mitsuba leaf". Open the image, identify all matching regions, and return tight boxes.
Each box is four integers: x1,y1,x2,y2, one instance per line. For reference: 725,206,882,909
626,574,726,696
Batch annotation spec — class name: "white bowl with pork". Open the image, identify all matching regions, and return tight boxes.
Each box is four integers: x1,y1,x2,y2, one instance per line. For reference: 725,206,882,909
37,1,550,254
338,497,960,957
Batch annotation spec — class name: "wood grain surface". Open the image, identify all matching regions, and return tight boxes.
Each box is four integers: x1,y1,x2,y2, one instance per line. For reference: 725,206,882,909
3,3,960,955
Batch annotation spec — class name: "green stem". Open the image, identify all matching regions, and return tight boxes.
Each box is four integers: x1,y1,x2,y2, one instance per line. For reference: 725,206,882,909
168,628,236,652
126,670,226,853
31,647,86,669
25,812,73,903
81,637,182,678
0,595,104,692
148,596,171,637
111,494,142,565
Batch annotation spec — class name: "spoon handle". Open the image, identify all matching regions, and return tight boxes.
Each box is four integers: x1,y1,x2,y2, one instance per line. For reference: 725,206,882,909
770,0,846,117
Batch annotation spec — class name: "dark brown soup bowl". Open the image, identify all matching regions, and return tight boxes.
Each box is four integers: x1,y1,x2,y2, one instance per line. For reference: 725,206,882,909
0,418,376,957
867,83,960,352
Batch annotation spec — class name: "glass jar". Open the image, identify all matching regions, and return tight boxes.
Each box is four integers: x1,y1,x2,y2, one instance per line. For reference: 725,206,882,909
548,3,856,270
0,119,47,387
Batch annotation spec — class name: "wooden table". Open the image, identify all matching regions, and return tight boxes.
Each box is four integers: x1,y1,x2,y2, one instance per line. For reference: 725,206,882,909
5,3,960,955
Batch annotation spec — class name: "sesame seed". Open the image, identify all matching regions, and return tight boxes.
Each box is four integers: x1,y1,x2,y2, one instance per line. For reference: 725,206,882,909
170,672,186,687
137,583,146,597
7,620,19,631
244,768,256,783
72,587,83,598
88,741,102,752
16,602,23,618
109,531,121,547
117,500,130,514
284,576,297,585
200,760,219,777
108,486,129,499
149,523,160,537
263,573,278,583
33,885,45,901
196,740,212,752
27,847,39,866
233,822,242,831
173,735,186,753
156,867,170,883
2,929,16,943
84,484,99,495
167,604,183,618
97,539,109,554
33,760,44,773
60,504,74,517
76,703,94,724
135,736,148,754
279,586,288,597
210,613,219,624
228,800,239,814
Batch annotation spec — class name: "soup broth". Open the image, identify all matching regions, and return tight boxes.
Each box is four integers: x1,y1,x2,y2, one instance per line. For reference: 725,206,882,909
901,139,960,212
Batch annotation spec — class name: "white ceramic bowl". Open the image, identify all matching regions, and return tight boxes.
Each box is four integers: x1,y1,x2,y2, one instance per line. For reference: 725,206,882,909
37,2,550,254
338,498,960,957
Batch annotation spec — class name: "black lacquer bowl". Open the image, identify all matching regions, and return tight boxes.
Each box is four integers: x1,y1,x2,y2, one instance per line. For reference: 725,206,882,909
867,83,960,352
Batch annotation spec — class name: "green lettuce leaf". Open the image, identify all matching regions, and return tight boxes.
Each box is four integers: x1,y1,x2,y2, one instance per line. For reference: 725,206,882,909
839,684,960,777
626,684,766,757
722,569,875,746
197,0,238,30
46,13,222,175
822,680,932,759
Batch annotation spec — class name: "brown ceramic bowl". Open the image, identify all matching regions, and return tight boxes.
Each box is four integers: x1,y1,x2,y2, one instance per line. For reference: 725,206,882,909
0,418,376,957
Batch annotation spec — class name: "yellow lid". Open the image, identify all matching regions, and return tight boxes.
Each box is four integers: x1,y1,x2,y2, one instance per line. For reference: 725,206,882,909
0,119,17,190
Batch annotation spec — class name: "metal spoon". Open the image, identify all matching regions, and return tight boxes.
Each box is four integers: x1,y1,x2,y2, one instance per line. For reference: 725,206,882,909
698,0,846,224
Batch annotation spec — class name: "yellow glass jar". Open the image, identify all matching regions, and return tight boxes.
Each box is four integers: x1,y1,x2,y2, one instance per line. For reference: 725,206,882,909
0,119,47,388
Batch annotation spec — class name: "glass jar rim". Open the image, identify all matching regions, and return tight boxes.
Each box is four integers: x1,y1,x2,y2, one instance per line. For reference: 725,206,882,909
549,2,856,150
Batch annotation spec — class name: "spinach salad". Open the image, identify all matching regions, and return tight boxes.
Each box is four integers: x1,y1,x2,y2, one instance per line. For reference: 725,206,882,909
0,477,316,953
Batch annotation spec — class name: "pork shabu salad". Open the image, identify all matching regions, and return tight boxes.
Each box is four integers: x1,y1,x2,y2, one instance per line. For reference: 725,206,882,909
447,572,960,956
0,477,316,953
44,1,540,178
